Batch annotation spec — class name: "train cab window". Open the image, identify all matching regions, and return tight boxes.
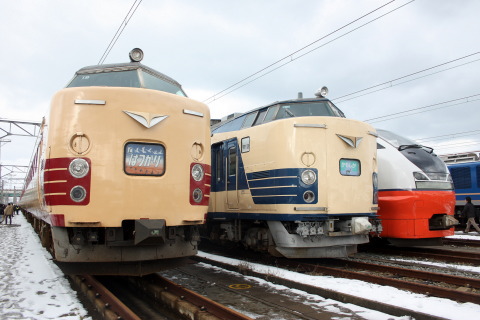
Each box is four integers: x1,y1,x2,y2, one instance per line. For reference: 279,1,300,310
242,112,257,129
274,102,337,120
228,147,237,176
377,143,386,149
263,105,279,124
253,109,268,126
140,71,186,96
329,102,346,117
68,70,141,88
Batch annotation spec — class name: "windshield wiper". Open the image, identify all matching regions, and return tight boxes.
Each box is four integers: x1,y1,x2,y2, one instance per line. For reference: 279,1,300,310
285,108,295,117
398,144,433,154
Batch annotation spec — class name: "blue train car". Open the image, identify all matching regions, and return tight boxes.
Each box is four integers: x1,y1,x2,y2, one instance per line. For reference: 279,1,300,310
445,154,480,224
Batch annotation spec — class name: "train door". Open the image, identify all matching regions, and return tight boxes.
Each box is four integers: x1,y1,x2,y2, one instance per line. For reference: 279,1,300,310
226,140,239,209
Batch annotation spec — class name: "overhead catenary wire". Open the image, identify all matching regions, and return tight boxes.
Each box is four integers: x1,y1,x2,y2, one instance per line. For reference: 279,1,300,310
202,0,415,104
98,0,143,65
363,93,480,123
415,130,480,143
332,53,480,104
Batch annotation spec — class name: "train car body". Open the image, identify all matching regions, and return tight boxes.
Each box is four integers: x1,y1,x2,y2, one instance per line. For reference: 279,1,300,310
376,129,456,246
19,49,211,275
445,156,480,225
206,90,381,258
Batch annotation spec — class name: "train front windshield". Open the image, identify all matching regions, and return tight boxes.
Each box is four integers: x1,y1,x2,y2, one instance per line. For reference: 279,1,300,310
67,70,186,97
275,101,345,119
377,129,453,190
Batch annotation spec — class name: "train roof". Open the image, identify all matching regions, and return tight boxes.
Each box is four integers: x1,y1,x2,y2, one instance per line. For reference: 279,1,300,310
70,61,183,89
65,49,186,96
212,95,343,132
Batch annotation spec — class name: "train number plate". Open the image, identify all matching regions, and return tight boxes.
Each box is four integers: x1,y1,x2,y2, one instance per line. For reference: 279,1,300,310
124,142,165,176
339,159,360,176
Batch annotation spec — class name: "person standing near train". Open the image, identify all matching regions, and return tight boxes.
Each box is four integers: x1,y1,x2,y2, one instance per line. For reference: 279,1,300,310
3,203,14,225
463,197,480,234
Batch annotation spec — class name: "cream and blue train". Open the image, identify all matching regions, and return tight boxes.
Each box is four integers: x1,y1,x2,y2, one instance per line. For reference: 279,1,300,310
206,89,381,258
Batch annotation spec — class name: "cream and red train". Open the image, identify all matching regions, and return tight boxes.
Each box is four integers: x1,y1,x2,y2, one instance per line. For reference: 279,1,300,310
206,89,381,258
375,129,457,246
19,49,211,275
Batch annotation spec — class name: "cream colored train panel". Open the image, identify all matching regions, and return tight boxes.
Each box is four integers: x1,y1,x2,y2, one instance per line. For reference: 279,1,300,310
206,91,380,258
19,49,210,274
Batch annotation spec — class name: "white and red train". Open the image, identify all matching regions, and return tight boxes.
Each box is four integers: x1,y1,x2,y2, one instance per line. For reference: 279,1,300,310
375,129,457,246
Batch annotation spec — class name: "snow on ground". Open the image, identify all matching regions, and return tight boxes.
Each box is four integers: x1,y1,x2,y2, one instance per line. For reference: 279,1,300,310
197,246,480,320
0,214,90,320
1,213,479,320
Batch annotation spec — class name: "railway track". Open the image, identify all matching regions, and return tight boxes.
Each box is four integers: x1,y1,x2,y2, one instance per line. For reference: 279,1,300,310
198,242,480,304
442,238,480,247
70,273,253,320
362,246,480,265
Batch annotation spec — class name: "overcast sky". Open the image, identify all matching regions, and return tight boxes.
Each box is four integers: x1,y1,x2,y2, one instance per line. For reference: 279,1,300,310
1,0,480,188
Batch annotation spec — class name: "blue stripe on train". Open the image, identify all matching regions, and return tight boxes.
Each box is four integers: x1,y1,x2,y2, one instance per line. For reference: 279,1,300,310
247,168,317,204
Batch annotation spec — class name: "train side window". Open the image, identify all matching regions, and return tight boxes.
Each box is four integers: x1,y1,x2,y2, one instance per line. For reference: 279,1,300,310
241,137,250,153
377,143,385,149
228,147,237,176
213,116,245,134
141,71,186,96
253,109,268,126
263,106,279,124
215,148,223,182
242,112,257,129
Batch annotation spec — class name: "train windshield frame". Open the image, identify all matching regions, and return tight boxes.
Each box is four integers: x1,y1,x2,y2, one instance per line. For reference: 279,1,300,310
67,65,187,97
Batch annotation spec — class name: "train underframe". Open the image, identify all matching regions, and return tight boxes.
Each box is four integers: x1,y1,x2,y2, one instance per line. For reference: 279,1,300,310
380,213,458,247
24,211,200,275
206,216,381,258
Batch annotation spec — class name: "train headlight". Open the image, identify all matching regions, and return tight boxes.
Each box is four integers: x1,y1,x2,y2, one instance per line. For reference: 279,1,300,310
192,188,203,203
191,164,205,181
69,158,89,178
413,172,429,181
303,191,315,203
301,169,316,185
70,186,87,202
129,48,144,62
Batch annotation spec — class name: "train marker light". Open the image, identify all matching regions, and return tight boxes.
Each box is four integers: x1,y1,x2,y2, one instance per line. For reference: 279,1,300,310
70,186,87,202
303,190,315,203
192,188,203,203
129,48,144,62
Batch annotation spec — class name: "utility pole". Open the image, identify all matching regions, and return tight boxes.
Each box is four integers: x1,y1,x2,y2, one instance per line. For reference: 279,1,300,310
0,139,11,203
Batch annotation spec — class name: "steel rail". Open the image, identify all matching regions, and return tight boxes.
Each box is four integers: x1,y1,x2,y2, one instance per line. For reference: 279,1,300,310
443,238,480,247
70,275,141,320
284,259,480,304
136,274,254,320
333,258,480,288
